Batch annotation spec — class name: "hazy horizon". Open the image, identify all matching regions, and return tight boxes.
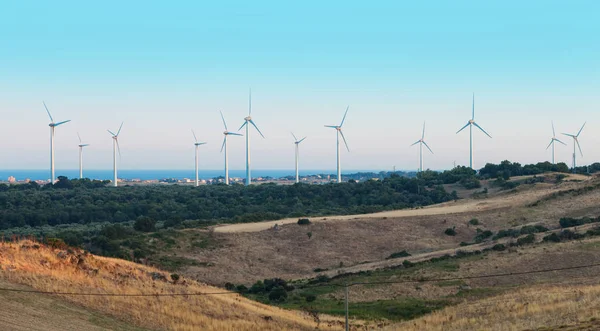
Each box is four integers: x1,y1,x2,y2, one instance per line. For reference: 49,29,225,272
1,1,598,172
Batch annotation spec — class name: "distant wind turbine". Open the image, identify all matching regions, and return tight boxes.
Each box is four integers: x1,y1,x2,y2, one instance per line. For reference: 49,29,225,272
44,102,71,183
546,121,566,164
456,94,491,170
325,106,350,183
107,123,123,187
238,89,265,186
291,133,307,184
220,111,242,185
77,133,90,179
192,130,206,187
411,122,433,172
562,122,586,172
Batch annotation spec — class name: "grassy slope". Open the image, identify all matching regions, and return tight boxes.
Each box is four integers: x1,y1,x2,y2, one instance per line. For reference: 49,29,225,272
0,240,337,331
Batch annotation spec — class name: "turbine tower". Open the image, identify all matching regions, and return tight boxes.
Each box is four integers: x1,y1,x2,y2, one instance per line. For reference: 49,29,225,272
192,130,206,187
238,89,265,186
411,122,434,172
107,123,123,187
291,133,307,183
546,121,566,164
325,106,350,183
77,133,90,179
220,111,242,185
44,102,71,183
456,94,491,169
562,122,586,172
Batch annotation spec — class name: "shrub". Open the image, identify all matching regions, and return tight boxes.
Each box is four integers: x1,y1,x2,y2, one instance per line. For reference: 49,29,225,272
468,218,480,226
170,273,180,283
305,294,317,303
474,230,493,243
493,229,521,240
491,244,506,251
297,218,311,225
403,260,415,268
460,177,481,189
387,250,411,259
134,216,156,232
444,227,457,236
268,286,288,302
236,285,248,293
249,281,265,294
225,282,236,291
307,232,312,239
542,233,561,243
517,234,535,246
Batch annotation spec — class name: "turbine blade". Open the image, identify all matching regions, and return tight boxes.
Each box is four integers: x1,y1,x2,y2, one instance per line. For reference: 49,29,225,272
473,122,492,138
81,144,90,147
340,106,349,127
220,111,228,131
291,132,298,141
248,88,252,115
422,121,426,140
555,138,567,146
54,120,71,127
562,133,575,138
552,120,556,136
77,132,82,143
577,140,583,157
577,122,586,137
324,125,338,129
471,93,475,120
107,130,116,136
116,139,122,158
228,132,243,136
410,140,420,146
238,121,248,131
339,130,350,152
249,120,265,138
546,140,553,150
298,137,307,143
456,122,470,134
116,122,124,136
43,102,54,123
220,137,226,153
192,129,198,142
423,141,434,154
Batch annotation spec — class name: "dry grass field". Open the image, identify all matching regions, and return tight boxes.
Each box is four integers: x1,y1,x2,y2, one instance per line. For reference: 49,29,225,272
0,240,339,331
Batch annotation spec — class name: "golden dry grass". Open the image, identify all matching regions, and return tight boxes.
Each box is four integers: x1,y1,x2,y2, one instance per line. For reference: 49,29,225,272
0,240,337,331
388,284,600,331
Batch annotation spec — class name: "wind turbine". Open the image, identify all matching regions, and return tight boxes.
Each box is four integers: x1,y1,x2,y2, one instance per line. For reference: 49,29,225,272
291,133,307,183
192,130,206,187
546,121,566,164
562,122,586,172
77,133,90,179
43,102,71,183
325,106,350,183
456,94,491,169
238,89,265,186
220,111,242,185
411,122,433,172
107,123,123,187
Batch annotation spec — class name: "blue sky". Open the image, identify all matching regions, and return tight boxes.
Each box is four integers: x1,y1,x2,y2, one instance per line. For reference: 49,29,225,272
0,1,598,172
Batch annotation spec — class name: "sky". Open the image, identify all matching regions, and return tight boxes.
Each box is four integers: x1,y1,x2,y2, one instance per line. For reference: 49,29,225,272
0,1,598,172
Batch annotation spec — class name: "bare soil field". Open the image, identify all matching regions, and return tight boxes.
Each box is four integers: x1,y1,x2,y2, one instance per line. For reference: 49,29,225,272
178,174,600,285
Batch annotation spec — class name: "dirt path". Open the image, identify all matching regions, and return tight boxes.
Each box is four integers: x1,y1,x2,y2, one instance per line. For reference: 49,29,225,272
214,185,563,234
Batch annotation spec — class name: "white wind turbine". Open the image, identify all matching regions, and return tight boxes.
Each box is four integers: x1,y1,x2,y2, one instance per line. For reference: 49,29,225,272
546,121,566,164
410,122,433,172
562,122,586,171
291,133,307,183
107,123,123,187
43,102,71,183
456,94,491,169
192,130,207,187
238,89,265,186
220,111,242,185
77,133,90,179
325,106,350,183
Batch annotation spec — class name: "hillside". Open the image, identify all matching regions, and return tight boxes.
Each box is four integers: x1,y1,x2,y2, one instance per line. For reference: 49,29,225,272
0,239,336,331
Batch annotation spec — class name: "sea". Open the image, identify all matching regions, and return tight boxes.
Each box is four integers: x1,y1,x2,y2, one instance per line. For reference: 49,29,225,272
0,169,374,181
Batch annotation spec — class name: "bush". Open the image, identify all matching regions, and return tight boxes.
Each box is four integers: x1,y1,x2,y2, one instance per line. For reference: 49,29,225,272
468,219,480,226
444,227,457,236
387,250,411,259
249,281,265,294
236,285,248,293
460,177,481,189
491,244,506,251
403,260,415,268
268,286,288,302
542,233,561,243
297,218,311,225
517,234,535,246
225,282,236,291
474,230,493,243
134,216,156,232
170,273,180,283
305,294,317,302
493,229,521,240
